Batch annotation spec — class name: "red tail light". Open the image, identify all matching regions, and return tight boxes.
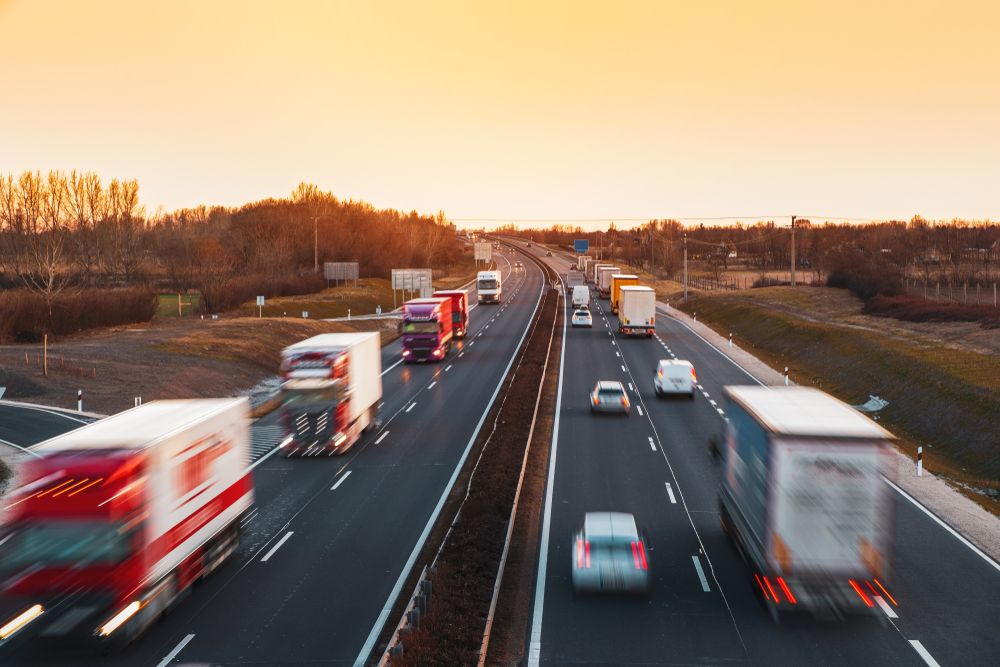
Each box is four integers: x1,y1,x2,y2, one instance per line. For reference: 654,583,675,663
849,579,874,607
776,577,797,604
874,579,897,606
576,538,591,568
631,541,648,570
586,540,591,568
755,574,775,602
763,576,779,604
690,368,698,382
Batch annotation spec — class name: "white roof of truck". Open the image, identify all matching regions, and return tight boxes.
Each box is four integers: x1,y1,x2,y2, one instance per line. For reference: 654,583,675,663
724,386,893,439
283,331,380,354
620,285,654,292
33,398,247,452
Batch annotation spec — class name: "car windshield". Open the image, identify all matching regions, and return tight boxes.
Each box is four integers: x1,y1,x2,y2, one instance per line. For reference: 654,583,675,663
575,311,589,317
478,279,498,290
0,521,132,570
403,320,439,334
282,385,340,406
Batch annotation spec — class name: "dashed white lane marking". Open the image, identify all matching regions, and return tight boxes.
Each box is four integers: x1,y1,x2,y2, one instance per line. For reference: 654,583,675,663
648,436,656,451
716,407,725,416
909,641,941,667
636,405,644,417
696,384,704,390
428,381,437,389
331,470,352,490
615,351,620,357
665,482,677,503
405,402,416,413
470,341,476,346
628,383,634,392
620,364,626,372
261,531,294,562
459,351,465,358
156,634,195,667
445,364,453,372
703,392,711,398
375,431,390,445
709,399,717,406
692,555,711,592
874,596,898,618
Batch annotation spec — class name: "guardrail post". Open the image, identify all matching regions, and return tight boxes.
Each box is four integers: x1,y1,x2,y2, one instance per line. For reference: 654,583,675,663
917,446,923,477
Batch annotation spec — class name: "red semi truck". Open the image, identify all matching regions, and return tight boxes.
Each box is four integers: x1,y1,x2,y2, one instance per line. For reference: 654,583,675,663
0,399,252,647
279,332,383,455
432,289,469,339
401,297,454,362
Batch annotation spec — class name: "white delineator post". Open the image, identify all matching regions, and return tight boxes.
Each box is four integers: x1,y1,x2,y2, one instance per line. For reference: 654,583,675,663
784,367,789,386
917,446,924,477
134,397,142,407
77,389,83,412
729,332,733,348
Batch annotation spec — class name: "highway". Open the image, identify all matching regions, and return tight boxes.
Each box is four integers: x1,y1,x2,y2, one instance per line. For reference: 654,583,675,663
526,246,1000,666
0,247,547,666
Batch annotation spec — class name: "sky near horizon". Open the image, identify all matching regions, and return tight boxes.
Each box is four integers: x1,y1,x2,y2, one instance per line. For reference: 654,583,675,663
1,0,999,229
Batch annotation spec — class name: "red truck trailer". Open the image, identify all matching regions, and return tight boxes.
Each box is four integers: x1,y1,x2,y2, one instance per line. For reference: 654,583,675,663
432,289,469,339
0,399,252,648
279,332,383,455
401,297,454,362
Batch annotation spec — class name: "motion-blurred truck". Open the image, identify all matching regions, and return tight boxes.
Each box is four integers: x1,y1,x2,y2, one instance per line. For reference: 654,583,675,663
432,289,469,339
572,285,590,309
401,297,454,362
596,266,621,299
718,386,895,620
0,399,253,647
590,262,611,284
577,255,591,271
280,332,383,454
618,286,656,337
476,270,502,304
610,273,639,314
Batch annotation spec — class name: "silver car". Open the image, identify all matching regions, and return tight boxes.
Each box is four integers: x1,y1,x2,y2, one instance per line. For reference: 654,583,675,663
572,512,650,594
571,309,593,327
590,381,630,415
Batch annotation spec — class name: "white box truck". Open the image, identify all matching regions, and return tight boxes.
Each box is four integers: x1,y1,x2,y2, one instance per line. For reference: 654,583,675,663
279,332,383,455
572,285,590,309
719,386,895,620
477,270,502,304
596,266,620,298
617,285,655,336
590,262,611,284
0,399,252,646
577,255,591,271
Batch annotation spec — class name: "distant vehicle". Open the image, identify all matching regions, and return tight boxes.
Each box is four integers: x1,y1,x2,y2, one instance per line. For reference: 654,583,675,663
280,332,383,453
618,286,656,337
545,250,553,257
515,261,523,269
571,309,593,327
0,399,253,647
577,255,591,271
654,359,696,398
719,386,895,620
402,297,454,362
572,512,650,594
477,270,502,304
572,285,590,309
610,274,639,314
526,242,531,248
590,380,630,415
596,266,621,298
433,289,469,339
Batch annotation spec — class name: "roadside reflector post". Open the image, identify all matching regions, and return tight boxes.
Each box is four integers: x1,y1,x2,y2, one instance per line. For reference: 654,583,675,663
77,389,83,412
784,367,789,386
917,446,924,477
134,396,142,407
729,332,733,348
693,311,697,322
348,309,351,320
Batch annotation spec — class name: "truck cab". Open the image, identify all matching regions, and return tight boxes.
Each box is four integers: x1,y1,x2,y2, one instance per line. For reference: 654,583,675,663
401,297,454,362
476,270,502,304
432,289,469,338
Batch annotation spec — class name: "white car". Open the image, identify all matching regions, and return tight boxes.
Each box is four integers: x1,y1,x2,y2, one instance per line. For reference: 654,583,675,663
571,309,593,327
654,359,696,399
572,512,650,594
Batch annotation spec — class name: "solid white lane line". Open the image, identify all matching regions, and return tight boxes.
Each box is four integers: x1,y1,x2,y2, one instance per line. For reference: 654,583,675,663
331,471,352,490
375,431,390,445
156,634,195,667
665,482,676,504
909,641,941,667
692,555,711,592
648,436,656,451
428,381,437,389
445,364,453,371
636,405,644,417
260,531,293,562
405,402,416,413
875,596,898,618
381,358,404,376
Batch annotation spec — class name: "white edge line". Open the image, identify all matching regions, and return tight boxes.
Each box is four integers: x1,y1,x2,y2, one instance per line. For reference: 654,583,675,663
156,633,196,667
354,254,546,667
331,470,352,490
260,530,293,562
692,555,711,592
909,640,941,667
883,476,1000,574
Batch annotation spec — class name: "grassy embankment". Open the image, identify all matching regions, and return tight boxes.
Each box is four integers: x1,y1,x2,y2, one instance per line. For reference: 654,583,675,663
676,287,1000,513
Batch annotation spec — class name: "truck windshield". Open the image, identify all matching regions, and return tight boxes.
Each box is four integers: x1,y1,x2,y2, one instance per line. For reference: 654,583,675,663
403,320,439,334
0,521,131,570
478,279,498,290
282,385,340,406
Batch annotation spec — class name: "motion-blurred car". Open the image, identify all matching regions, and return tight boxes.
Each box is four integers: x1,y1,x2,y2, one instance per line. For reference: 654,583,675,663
590,381,630,415
571,309,593,327
572,512,650,594
654,359,696,399
515,261,523,269
545,250,553,257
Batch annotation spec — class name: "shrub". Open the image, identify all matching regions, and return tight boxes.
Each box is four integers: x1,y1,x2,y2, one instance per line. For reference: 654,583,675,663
0,288,157,343
199,273,326,313
864,295,1000,329
825,247,903,301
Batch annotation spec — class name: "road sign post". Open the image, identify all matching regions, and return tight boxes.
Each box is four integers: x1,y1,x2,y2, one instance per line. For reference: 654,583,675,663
256,295,265,318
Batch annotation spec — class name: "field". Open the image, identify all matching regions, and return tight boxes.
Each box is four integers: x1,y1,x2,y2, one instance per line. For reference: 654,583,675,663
675,286,1000,510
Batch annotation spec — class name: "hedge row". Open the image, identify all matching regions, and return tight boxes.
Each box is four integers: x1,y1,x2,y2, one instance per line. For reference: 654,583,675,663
864,294,1000,329
198,273,326,313
0,288,157,343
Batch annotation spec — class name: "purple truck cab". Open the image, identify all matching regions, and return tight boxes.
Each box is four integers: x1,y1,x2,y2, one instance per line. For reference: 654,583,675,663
401,297,454,363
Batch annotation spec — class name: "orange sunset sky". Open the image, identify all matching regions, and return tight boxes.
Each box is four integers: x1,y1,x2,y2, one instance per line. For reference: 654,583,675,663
1,0,998,229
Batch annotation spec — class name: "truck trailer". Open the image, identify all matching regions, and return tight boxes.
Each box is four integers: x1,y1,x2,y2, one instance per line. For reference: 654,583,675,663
609,274,639,314
719,386,895,620
476,270,502,304
432,289,469,339
590,262,611,285
0,399,253,647
577,255,591,271
401,297,454,362
596,266,621,298
617,285,656,337
279,332,383,454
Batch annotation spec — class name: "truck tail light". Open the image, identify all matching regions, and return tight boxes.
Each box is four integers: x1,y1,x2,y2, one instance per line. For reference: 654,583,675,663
402,349,411,357
776,577,797,604
97,601,141,636
631,541,648,570
848,579,874,607
0,604,44,639
592,395,599,406
576,538,591,568
690,368,698,382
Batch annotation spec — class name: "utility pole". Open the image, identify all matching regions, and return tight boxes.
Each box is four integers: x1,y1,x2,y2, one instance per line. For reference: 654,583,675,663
313,215,319,273
790,215,797,287
683,233,689,301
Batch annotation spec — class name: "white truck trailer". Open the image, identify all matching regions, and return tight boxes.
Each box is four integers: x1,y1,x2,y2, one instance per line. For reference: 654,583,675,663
476,270,503,304
617,285,655,336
